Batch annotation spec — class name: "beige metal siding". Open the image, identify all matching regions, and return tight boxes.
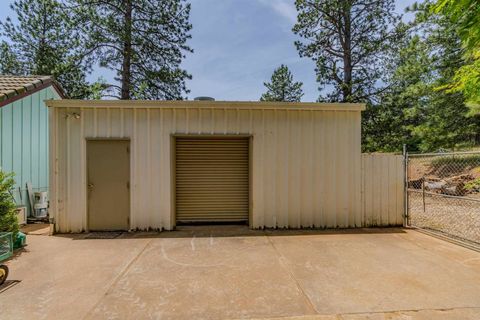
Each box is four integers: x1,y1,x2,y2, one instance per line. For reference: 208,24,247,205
361,154,404,226
49,101,364,232
175,137,249,223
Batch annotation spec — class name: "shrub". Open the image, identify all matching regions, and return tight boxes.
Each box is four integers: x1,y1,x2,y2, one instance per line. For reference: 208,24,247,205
0,170,19,239
465,178,480,192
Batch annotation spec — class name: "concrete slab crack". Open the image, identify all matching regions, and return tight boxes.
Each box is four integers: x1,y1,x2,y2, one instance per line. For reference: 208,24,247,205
266,235,319,315
82,238,154,320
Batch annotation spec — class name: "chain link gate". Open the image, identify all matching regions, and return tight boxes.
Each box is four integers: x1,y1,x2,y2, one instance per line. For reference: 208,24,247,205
405,151,480,245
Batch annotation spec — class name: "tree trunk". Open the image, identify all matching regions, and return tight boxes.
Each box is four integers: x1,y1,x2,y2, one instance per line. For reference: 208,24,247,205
121,0,133,100
342,3,353,102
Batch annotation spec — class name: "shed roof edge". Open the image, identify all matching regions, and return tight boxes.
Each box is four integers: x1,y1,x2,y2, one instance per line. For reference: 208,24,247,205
45,100,366,111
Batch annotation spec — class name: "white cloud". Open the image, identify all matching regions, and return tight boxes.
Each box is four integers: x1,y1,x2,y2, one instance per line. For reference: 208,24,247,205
258,0,297,23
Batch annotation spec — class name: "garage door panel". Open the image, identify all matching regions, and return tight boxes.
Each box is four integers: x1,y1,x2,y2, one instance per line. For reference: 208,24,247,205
175,179,248,183
175,186,249,190
175,137,249,223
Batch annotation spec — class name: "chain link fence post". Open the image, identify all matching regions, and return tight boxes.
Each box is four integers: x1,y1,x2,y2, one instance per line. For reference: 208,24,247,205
403,144,409,227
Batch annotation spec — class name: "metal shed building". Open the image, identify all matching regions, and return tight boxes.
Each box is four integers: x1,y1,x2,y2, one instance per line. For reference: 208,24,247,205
47,100,366,233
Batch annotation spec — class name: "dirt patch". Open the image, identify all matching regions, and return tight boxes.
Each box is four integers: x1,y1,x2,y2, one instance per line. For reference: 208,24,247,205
21,224,50,235
408,191,480,244
409,155,480,197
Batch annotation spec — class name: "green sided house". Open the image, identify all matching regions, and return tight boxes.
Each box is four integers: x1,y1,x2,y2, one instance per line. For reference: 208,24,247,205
0,75,64,218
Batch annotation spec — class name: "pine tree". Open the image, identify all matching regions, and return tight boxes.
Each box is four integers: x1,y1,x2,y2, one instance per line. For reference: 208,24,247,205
362,35,431,152
260,65,304,102
362,4,480,152
0,42,23,75
72,0,193,100
0,0,93,98
293,0,402,103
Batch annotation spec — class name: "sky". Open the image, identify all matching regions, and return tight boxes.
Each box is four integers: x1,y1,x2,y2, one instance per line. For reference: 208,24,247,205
0,0,417,102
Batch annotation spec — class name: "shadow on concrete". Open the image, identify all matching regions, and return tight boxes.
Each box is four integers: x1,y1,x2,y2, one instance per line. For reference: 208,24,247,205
53,226,407,240
0,280,21,294
8,246,29,262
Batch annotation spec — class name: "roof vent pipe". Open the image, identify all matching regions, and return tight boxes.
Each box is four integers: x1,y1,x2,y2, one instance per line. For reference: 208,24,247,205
194,96,215,101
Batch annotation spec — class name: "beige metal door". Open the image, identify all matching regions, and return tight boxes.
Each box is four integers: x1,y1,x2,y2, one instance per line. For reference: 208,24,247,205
87,140,130,231
175,137,249,223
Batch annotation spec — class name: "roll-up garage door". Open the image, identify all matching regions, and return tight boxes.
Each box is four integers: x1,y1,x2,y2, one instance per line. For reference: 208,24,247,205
175,137,249,223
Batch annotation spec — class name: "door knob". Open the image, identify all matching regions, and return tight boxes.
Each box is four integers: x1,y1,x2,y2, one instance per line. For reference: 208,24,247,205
88,183,94,189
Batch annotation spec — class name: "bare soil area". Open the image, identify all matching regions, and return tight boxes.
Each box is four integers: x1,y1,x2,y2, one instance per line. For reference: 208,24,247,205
408,191,480,243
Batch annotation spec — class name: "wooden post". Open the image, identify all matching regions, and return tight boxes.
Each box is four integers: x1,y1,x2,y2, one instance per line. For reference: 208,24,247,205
422,178,426,213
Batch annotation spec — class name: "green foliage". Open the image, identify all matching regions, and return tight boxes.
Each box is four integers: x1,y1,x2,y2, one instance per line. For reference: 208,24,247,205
0,41,23,74
433,0,480,50
363,3,480,152
433,0,480,111
260,65,303,102
71,0,193,100
407,5,480,151
0,0,98,98
442,53,480,112
429,154,480,168
293,0,402,102
0,171,19,240
464,177,480,191
87,77,110,100
363,35,428,152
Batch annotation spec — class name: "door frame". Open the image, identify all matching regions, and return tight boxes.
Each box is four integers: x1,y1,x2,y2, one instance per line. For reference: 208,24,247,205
85,138,131,232
170,134,253,229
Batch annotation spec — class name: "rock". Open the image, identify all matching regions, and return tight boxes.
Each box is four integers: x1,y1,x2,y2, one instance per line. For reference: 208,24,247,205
425,180,447,191
441,182,466,196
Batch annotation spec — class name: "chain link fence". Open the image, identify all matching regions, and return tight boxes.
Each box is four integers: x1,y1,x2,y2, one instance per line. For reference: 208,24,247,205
406,151,480,245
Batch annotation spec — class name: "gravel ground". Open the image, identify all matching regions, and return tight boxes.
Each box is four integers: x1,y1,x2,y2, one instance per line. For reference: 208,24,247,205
408,190,480,244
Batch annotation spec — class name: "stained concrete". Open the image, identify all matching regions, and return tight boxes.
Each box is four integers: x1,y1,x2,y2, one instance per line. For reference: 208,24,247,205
1,227,479,320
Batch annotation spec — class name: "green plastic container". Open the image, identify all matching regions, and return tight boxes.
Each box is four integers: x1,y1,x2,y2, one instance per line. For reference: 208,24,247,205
0,232,13,285
0,232,13,262
13,232,26,249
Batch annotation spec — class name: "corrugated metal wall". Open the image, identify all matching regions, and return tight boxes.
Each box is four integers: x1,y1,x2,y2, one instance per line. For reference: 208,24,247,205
361,154,404,226
50,103,365,232
0,87,60,214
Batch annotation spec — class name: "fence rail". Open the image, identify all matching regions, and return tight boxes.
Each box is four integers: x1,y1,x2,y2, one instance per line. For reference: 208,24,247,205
408,189,480,203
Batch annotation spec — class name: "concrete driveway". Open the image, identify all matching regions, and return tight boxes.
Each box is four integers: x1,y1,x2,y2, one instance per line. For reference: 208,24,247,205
1,227,480,320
